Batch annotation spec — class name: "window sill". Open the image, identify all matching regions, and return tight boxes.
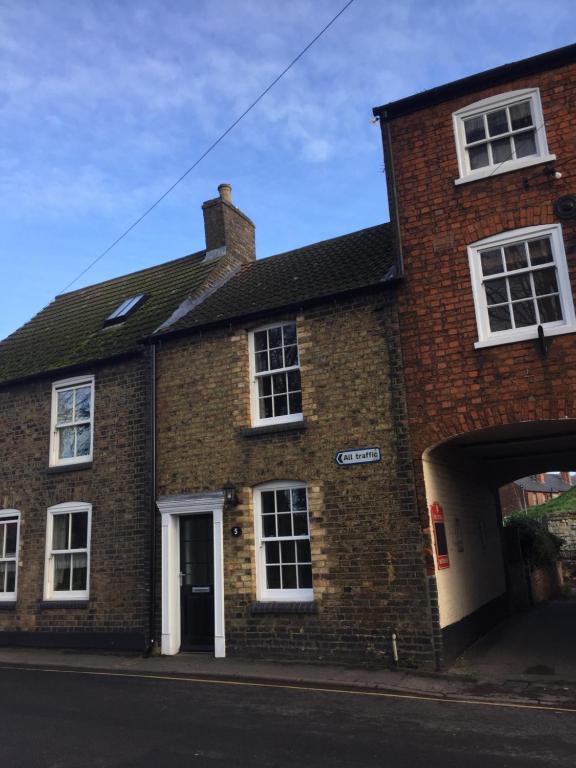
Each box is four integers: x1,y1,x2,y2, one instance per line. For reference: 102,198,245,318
474,324,576,349
0,601,17,610
249,601,317,615
454,154,556,186
39,600,89,609
47,462,93,475
240,420,307,438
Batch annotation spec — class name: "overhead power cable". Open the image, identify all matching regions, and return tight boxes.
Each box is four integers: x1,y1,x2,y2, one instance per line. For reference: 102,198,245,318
58,0,357,295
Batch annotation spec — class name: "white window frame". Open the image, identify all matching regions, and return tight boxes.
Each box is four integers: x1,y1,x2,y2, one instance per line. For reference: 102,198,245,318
469,224,576,349
44,502,92,601
0,510,20,601
453,88,555,185
49,375,95,467
254,481,313,603
248,322,304,427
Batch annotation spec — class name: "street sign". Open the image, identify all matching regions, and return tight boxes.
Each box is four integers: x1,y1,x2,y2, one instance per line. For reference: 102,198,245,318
335,447,381,466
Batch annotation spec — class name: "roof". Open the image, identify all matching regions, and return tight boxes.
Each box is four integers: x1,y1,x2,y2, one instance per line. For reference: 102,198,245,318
158,223,393,336
0,251,216,386
373,43,576,120
515,474,574,494
0,222,393,386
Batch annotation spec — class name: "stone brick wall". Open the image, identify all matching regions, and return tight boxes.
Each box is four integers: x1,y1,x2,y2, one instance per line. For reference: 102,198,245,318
155,290,436,668
0,355,152,649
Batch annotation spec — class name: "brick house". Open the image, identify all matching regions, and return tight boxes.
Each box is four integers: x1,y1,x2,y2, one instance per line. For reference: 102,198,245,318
499,471,574,516
373,43,576,662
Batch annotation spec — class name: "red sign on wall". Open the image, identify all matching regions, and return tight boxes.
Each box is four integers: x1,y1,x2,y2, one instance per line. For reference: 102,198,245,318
430,502,450,570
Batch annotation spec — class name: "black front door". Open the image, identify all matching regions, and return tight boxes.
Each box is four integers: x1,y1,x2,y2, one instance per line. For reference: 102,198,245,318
180,514,214,652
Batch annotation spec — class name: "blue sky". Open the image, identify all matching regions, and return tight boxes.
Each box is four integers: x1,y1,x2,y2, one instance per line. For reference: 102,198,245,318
0,0,574,339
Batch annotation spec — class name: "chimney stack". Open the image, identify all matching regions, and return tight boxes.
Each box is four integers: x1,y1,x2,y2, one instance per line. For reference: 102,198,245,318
202,184,255,265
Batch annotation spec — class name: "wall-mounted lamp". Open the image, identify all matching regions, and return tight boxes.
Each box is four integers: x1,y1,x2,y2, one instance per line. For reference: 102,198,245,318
223,482,238,507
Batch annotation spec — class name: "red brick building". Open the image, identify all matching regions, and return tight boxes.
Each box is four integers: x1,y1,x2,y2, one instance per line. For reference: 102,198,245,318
373,43,576,661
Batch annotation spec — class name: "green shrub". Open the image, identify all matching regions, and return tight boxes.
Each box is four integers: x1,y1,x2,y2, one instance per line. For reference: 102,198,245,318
504,516,563,567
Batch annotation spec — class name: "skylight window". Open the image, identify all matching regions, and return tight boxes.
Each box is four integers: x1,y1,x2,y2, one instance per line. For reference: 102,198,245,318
104,294,146,326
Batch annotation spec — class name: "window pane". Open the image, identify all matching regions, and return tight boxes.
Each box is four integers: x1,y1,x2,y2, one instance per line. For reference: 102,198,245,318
71,553,87,590
53,553,71,591
281,540,296,563
261,491,275,515
5,522,17,557
0,563,5,592
508,273,532,300
272,373,287,394
273,395,288,417
258,376,272,397
293,512,309,536
277,514,292,537
504,243,528,271
287,370,301,392
491,136,512,163
76,425,91,457
75,386,92,420
509,101,533,130
266,565,281,589
255,351,268,373
259,397,273,420
289,392,302,415
514,131,536,159
58,427,75,459
488,305,512,332
53,514,69,550
269,348,283,370
297,540,311,562
283,323,297,345
276,490,291,512
298,564,312,589
71,512,88,549
534,267,559,296
468,144,489,170
291,487,307,511
254,330,268,352
265,541,280,564
284,345,298,367
529,238,553,266
480,249,504,276
262,514,276,538
57,390,74,423
513,300,536,328
282,565,297,589
464,115,486,143
485,278,508,306
0,525,4,557
487,109,509,137
5,562,15,592
268,327,282,348
538,295,563,323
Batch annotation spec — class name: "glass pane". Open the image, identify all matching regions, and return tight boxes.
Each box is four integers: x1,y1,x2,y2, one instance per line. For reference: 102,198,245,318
57,390,74,423
255,351,268,373
5,522,17,557
58,427,75,459
71,553,87,590
266,566,281,589
269,348,283,370
534,268,559,296
268,327,282,348
273,395,288,417
272,373,287,394
265,541,280,564
464,115,486,143
504,243,528,271
510,101,533,130
480,249,503,276
297,540,311,562
258,376,272,397
281,540,296,563
75,386,92,420
287,370,301,392
485,278,508,306
513,300,536,328
5,562,15,592
514,131,536,159
282,565,297,589
277,514,292,537
284,345,298,367
487,108,509,137
53,553,71,591
276,490,291,512
254,330,268,352
488,305,512,332
538,295,563,323
261,491,275,515
508,273,532,301
0,563,4,592
76,425,91,457
491,136,512,163
468,144,489,170
298,564,312,589
292,487,307,511
52,514,69,550
293,512,309,536
262,514,276,538
289,392,302,415
71,512,88,549
259,397,273,419
283,323,297,345
0,525,4,557
529,238,553,266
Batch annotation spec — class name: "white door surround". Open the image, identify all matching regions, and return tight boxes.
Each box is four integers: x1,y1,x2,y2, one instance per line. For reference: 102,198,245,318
157,491,225,657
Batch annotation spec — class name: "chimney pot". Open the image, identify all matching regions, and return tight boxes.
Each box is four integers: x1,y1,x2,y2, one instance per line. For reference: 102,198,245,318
218,183,232,203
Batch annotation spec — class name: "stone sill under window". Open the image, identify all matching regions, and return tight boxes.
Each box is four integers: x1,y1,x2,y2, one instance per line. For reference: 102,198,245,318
47,461,93,475
39,600,90,610
249,601,317,615
0,601,17,610
454,154,556,186
240,421,307,438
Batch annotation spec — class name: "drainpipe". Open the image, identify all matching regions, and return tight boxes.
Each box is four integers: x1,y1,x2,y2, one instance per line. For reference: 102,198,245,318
146,343,157,655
